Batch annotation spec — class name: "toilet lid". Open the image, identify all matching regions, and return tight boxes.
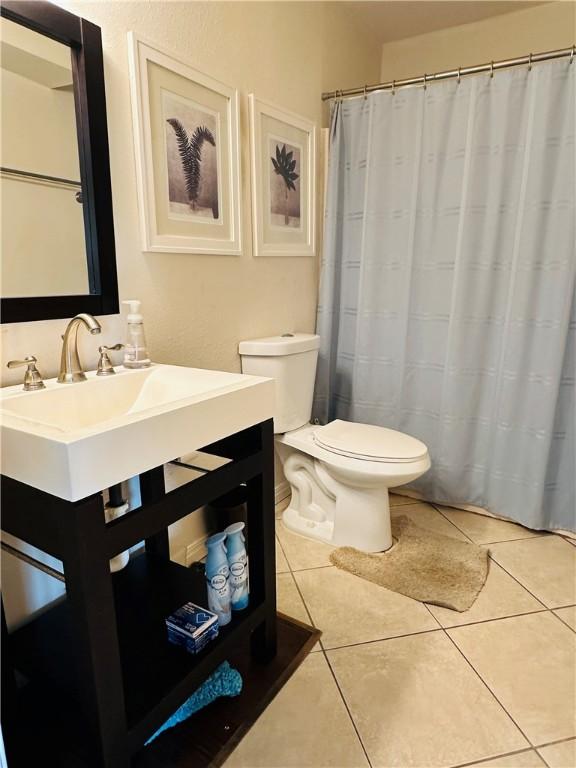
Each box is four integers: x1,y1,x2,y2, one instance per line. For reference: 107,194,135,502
313,420,428,463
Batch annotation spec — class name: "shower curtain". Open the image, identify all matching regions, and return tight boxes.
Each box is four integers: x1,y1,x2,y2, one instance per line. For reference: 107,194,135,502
314,59,575,532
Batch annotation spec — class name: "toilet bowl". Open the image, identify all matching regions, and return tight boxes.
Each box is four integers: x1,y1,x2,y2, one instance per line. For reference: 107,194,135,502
276,421,430,551
239,334,430,552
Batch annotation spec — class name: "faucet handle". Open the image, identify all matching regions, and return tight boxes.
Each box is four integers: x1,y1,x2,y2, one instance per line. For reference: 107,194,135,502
7,356,46,391
97,344,124,376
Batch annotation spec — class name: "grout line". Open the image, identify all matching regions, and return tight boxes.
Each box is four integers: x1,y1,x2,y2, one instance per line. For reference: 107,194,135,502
322,626,444,653
429,507,549,547
534,735,576,750
536,747,552,768
432,504,477,542
530,734,576,768
289,563,335,573
274,532,290,564
321,649,373,767
277,503,373,767
485,555,549,609
449,746,541,768
481,534,549,545
389,499,421,508
288,571,317,632
550,609,576,634
442,628,534,748
272,500,575,765
275,511,327,644
278,523,558,640
404,509,551,625
417,507,559,611
426,606,551,631
422,600,444,629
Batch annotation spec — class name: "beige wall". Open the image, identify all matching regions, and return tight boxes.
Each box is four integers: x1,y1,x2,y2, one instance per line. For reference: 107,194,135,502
380,2,574,82
0,1,380,627
1,0,380,388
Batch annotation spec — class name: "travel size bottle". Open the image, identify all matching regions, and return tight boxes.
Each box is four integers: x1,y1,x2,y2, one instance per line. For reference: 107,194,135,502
224,522,249,611
122,299,151,369
205,532,232,626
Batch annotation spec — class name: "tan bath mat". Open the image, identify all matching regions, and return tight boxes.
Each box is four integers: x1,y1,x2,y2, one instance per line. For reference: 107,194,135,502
329,515,489,611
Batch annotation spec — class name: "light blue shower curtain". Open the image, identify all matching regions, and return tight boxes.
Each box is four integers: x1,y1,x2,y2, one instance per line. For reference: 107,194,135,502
314,59,575,532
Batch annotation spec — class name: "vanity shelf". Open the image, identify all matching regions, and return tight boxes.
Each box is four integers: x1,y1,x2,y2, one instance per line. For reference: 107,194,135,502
10,552,267,745
1,420,291,768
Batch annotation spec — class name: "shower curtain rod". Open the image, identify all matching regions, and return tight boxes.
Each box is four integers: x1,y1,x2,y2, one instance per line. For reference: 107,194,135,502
321,44,575,101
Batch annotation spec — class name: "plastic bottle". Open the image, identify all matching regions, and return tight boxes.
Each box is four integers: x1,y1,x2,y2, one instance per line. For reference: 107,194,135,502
205,532,231,626
224,522,249,611
122,299,151,369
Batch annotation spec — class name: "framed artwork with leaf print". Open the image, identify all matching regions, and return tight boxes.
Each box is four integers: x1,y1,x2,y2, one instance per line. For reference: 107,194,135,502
249,95,316,257
128,33,241,254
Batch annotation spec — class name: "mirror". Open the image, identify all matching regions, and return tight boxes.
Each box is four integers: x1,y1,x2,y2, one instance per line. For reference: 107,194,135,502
1,18,89,298
0,1,119,323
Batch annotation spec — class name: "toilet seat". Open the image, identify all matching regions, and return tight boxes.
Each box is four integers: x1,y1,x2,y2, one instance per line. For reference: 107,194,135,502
313,419,428,463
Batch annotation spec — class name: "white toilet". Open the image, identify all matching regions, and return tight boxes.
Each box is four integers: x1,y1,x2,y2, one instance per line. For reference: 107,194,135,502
239,333,430,552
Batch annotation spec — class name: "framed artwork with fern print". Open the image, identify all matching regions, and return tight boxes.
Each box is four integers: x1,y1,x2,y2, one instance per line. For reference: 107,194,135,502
249,95,316,257
128,34,241,254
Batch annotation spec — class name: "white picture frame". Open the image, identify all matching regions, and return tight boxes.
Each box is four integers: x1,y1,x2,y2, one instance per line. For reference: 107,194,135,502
128,33,241,255
249,95,316,257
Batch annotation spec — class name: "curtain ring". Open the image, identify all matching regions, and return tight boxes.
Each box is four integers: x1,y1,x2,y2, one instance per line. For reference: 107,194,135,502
363,84,367,100
570,45,575,65
392,79,396,95
528,52,533,71
423,73,428,90
490,60,494,79
457,67,461,85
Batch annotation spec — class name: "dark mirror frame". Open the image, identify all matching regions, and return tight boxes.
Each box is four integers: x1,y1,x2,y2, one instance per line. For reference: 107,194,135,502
1,0,119,323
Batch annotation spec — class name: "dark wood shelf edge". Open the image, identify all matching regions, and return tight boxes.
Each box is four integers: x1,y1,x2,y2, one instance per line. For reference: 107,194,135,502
128,602,268,749
107,451,263,558
8,552,270,750
213,613,321,766
6,615,321,768
137,613,322,767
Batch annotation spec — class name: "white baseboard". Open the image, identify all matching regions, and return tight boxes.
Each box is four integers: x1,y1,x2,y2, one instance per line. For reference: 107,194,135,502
184,535,210,567
179,482,289,567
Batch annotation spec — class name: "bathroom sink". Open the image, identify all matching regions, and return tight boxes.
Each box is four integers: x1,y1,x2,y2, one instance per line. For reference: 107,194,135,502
0,364,274,500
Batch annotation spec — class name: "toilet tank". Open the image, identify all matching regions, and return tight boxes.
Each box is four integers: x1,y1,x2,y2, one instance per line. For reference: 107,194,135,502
239,334,320,434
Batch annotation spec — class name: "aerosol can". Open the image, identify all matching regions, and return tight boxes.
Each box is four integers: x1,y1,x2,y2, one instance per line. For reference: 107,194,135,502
205,532,231,626
224,522,249,611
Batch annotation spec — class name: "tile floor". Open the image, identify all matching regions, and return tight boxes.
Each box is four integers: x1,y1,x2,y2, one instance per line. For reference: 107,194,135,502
225,495,576,768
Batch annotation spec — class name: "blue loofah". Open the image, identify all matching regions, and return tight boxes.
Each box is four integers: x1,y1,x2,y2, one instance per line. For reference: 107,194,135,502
145,661,243,745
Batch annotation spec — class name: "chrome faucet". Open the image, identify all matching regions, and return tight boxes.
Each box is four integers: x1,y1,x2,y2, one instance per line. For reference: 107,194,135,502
58,313,102,383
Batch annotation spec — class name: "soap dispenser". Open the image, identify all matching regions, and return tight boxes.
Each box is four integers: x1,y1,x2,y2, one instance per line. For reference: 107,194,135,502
122,300,150,369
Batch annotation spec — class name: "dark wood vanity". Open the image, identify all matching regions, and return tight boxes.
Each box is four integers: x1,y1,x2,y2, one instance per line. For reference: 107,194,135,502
1,421,318,766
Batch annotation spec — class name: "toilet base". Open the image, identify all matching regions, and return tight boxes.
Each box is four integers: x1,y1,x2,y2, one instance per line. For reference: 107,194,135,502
282,505,335,544
282,485,392,553
275,423,430,553
279,448,393,552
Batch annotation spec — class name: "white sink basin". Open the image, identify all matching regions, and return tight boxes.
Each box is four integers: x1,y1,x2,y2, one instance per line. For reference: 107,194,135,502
0,363,274,500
